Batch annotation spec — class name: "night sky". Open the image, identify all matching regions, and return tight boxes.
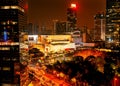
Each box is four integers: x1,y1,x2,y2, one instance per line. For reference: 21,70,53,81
28,0,106,29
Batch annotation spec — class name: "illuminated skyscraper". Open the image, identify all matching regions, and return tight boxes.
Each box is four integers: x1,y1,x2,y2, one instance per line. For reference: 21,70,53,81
67,3,77,32
0,0,27,85
94,12,106,41
106,0,120,48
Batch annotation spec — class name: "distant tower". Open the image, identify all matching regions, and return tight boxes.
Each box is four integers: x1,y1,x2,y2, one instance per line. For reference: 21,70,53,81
106,0,120,48
67,3,77,32
0,0,27,85
54,20,68,34
94,12,106,41
28,23,39,35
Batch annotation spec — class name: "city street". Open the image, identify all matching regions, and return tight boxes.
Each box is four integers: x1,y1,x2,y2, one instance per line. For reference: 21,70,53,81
21,63,71,86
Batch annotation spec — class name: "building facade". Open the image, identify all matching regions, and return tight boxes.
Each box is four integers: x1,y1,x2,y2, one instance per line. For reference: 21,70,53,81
0,0,27,85
28,23,39,35
94,13,106,41
106,0,120,48
67,3,77,32
53,20,68,34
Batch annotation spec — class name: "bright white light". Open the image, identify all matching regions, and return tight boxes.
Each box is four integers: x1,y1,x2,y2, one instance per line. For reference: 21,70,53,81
71,3,77,8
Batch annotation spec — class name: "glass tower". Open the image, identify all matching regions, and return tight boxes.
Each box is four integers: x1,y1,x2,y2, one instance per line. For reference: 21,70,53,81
0,0,27,85
67,3,77,32
94,13,106,41
106,0,120,48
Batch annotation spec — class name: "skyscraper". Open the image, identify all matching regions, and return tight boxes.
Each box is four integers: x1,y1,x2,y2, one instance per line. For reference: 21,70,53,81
67,3,77,32
106,0,120,48
28,23,39,35
0,0,27,85
54,20,68,34
94,12,106,41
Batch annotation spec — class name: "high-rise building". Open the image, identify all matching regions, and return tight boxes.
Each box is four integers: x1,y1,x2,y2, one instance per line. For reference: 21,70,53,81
0,0,27,85
67,3,77,32
94,12,106,41
28,23,39,35
106,0,120,48
54,20,68,34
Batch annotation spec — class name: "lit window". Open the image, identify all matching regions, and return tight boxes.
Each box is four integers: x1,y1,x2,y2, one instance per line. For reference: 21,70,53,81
112,6,115,8
3,58,10,61
1,6,10,9
1,22,6,25
12,21,17,25
12,58,16,61
118,20,120,22
11,6,18,9
0,47,10,50
7,21,10,24
116,28,119,31
109,29,112,31
3,67,10,71
106,15,109,17
0,6,24,12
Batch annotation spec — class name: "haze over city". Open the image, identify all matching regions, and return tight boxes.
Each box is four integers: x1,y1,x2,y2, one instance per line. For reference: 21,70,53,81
28,0,106,29
0,0,120,86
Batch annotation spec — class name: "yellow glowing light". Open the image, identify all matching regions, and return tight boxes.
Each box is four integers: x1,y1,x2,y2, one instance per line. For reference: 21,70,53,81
1,6,24,12
28,82,34,86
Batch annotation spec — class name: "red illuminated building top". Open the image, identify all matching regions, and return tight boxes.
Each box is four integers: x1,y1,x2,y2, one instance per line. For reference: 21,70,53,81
71,3,77,8
70,3,78,11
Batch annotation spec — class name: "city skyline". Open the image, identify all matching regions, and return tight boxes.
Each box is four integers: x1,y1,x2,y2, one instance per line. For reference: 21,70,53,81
28,0,106,29
0,0,119,86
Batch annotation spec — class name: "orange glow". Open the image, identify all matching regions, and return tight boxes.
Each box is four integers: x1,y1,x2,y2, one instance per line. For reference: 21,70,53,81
15,72,20,75
74,49,106,59
114,78,118,81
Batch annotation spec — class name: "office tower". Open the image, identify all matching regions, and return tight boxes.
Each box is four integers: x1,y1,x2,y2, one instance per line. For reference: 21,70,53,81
53,20,68,34
28,23,39,35
67,3,77,32
81,26,90,43
0,0,27,85
94,12,106,41
106,0,120,48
